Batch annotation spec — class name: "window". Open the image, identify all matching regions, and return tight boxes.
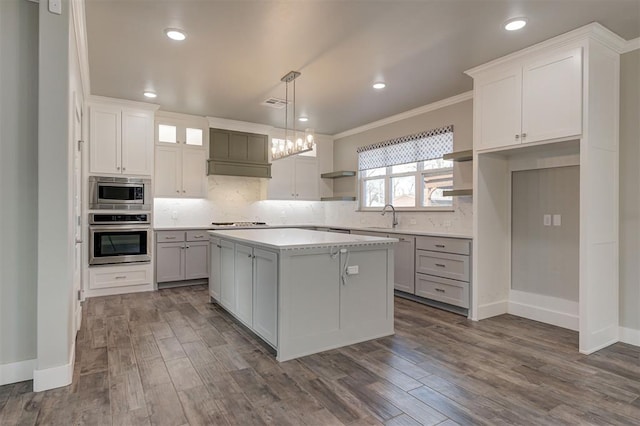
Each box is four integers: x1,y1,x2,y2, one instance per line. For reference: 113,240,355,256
358,125,453,210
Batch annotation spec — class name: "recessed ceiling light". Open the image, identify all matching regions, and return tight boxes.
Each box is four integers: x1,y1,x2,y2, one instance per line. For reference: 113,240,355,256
143,91,157,99
373,82,386,90
165,28,187,41
504,18,527,31
298,117,309,122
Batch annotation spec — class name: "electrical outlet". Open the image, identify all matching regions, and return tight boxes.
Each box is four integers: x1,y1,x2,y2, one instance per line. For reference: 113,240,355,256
543,214,551,226
553,214,562,226
346,265,359,275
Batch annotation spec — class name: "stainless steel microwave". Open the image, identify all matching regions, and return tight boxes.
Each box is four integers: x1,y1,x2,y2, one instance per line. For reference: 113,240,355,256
89,176,151,210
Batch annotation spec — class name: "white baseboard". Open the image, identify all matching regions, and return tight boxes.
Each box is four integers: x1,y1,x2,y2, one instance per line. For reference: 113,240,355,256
619,326,640,347
476,300,508,320
0,358,37,386
33,341,75,392
508,290,579,331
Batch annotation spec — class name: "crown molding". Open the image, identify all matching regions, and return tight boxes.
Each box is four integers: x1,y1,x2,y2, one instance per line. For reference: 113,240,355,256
155,110,208,124
88,95,160,111
207,116,274,134
333,91,473,140
466,22,628,77
621,37,640,53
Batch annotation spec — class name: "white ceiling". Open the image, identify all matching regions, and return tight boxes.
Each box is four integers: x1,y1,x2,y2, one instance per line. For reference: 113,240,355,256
85,0,640,135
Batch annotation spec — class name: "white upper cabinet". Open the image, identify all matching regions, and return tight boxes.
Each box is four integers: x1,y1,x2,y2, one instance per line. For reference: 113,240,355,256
471,46,582,151
268,155,319,200
521,47,583,143
154,114,208,198
89,99,155,176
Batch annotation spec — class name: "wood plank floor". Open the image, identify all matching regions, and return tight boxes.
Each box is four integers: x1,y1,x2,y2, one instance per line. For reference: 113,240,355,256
1,285,639,425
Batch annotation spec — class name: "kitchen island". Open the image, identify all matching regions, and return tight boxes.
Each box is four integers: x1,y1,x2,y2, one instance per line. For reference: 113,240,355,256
208,228,397,361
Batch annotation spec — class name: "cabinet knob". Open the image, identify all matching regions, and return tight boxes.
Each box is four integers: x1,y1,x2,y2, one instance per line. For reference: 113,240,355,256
122,167,126,171
176,190,180,193
116,166,121,170
248,254,252,258
182,190,186,193
515,134,520,140
521,133,527,138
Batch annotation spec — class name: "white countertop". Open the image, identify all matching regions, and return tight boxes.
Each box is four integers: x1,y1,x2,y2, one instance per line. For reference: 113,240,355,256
208,228,398,250
156,224,472,239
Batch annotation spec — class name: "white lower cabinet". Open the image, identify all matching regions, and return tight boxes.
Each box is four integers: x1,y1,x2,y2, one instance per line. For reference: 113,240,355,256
210,238,278,347
88,263,153,296
351,231,415,294
156,230,209,286
219,239,236,311
235,244,254,327
252,249,278,346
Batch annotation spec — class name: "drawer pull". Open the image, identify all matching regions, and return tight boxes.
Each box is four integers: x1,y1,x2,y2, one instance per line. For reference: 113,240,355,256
115,275,127,279
165,236,177,240
216,244,222,248
435,288,445,293
435,244,445,248
435,263,446,267
193,235,204,238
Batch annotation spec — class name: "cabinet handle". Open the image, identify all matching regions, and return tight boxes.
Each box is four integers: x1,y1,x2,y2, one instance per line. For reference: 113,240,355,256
435,288,445,293
521,133,527,138
186,245,190,248
398,238,405,241
115,275,127,279
165,236,176,240
435,263,446,268
248,254,252,258
193,235,204,239
435,244,445,248
216,245,221,248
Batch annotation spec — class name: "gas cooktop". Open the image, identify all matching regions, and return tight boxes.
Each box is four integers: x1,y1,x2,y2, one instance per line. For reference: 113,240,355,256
211,221,268,227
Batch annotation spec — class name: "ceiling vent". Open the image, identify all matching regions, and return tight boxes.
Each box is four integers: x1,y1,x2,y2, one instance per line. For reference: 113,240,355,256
261,97,289,109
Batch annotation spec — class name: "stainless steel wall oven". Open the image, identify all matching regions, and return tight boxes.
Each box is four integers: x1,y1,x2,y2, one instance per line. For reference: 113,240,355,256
89,213,151,265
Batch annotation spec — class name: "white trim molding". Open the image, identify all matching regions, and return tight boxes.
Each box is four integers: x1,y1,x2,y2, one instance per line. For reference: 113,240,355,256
620,327,640,347
70,0,91,98
88,95,160,112
621,37,640,53
508,290,579,331
333,91,473,140
0,358,37,386
476,300,508,320
33,342,75,392
207,116,274,135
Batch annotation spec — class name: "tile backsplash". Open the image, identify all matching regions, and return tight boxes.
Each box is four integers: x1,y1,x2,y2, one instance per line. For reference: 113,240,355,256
154,175,472,235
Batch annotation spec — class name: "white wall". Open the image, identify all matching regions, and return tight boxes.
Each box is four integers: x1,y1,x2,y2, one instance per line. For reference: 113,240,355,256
34,0,76,390
619,48,640,333
0,0,39,382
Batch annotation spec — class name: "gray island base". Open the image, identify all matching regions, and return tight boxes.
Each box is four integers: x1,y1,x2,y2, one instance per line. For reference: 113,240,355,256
208,228,397,361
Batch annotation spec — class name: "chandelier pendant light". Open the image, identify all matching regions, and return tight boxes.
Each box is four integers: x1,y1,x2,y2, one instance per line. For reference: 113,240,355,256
272,70,315,161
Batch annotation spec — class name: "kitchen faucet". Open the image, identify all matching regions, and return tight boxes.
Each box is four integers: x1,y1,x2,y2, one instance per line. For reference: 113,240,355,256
381,204,398,228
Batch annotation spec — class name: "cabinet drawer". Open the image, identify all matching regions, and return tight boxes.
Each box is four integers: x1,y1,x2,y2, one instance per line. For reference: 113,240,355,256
415,274,469,308
416,250,469,282
186,230,209,242
156,231,185,242
416,236,470,255
90,264,152,290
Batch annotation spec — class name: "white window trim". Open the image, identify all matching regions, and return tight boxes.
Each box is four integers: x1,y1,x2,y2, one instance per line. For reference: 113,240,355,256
358,161,454,212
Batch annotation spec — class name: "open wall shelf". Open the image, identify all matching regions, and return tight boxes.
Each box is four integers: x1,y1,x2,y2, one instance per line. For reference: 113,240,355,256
321,171,356,179
443,188,472,197
443,150,472,162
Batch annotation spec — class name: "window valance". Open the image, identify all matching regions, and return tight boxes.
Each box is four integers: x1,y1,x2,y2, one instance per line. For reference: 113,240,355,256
357,125,453,171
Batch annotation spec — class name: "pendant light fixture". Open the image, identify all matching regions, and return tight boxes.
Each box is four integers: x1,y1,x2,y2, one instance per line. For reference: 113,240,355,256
272,70,315,161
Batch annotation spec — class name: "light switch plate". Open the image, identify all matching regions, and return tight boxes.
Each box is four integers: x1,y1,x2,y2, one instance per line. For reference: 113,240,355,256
553,214,562,226
543,214,552,226
49,0,61,14
346,265,359,275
